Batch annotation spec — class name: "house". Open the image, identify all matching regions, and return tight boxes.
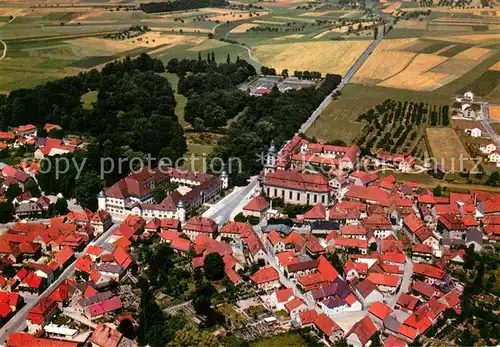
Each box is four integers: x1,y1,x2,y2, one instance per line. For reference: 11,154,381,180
367,273,400,294
90,323,123,347
341,225,368,240
7,333,79,347
26,297,58,333
411,244,434,263
411,281,440,299
368,301,393,327
413,263,446,285
220,221,253,243
346,316,377,347
182,216,218,240
354,279,384,307
14,124,37,136
465,228,483,252
363,214,393,239
250,266,281,291
438,214,466,239
87,296,122,320
242,195,270,218
469,128,482,138
269,288,294,311
313,313,344,344
98,166,224,219
479,143,496,154
266,230,286,254
285,297,307,321
297,309,318,327
396,293,420,313
349,171,379,187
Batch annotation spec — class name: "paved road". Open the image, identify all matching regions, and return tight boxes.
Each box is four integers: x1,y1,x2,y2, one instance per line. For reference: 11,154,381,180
480,103,500,147
203,176,259,226
388,255,414,308
252,225,316,309
0,40,6,60
0,223,120,344
298,24,388,134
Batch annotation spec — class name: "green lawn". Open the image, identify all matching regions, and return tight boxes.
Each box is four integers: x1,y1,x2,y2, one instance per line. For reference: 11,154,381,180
161,72,189,128
251,331,308,347
306,83,452,143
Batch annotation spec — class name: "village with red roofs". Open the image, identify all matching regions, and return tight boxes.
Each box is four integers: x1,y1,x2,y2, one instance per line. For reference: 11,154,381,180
0,121,496,347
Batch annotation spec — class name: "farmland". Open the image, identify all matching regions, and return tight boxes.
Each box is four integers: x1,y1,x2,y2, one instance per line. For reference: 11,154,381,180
426,127,475,172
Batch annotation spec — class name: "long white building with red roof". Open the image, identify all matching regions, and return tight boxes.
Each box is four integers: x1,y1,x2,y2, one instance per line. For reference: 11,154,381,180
98,166,227,221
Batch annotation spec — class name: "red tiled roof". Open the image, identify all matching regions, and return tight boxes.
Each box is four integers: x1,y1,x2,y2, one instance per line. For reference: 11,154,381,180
298,272,329,291
48,283,69,302
314,313,342,336
385,335,407,347
220,222,253,238
285,297,305,312
334,237,368,249
398,324,418,340
346,186,391,206
250,267,279,284
275,288,294,303
88,296,122,318
170,237,191,253
348,316,377,345
303,203,326,220
264,170,330,193
266,230,282,246
54,246,74,265
299,309,318,325
317,255,339,280
341,225,367,236
403,214,425,233
183,216,217,234
411,281,438,298
367,273,399,287
413,263,445,279
412,244,433,254
75,255,94,273
397,293,419,311
380,252,406,264
369,301,393,320
243,195,270,212
90,323,122,347
7,333,79,347
350,171,379,185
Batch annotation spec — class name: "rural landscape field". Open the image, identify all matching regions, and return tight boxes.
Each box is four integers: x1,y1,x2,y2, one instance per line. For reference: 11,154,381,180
0,0,499,172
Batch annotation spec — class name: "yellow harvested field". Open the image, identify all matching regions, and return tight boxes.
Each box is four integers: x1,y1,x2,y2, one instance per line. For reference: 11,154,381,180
209,11,269,22
313,29,333,39
395,20,428,30
252,40,371,76
428,33,500,44
187,39,230,52
0,7,26,17
426,128,475,172
489,106,500,121
434,44,456,55
453,47,491,60
490,61,500,71
230,23,259,33
382,2,401,13
272,34,304,40
352,50,416,83
69,32,205,55
378,53,450,91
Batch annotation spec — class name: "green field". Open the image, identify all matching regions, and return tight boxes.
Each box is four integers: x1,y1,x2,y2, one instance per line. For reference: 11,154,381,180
306,84,452,143
250,331,308,347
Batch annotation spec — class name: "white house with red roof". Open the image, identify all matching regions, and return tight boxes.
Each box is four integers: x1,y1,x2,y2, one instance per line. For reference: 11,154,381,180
269,288,294,311
346,316,377,347
242,195,270,218
250,266,281,291
98,166,224,221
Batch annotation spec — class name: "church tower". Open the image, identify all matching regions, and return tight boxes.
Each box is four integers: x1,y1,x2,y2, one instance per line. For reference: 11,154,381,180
264,139,277,175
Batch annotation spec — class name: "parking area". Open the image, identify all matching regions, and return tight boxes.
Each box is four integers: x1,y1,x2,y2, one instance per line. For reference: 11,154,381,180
240,76,318,95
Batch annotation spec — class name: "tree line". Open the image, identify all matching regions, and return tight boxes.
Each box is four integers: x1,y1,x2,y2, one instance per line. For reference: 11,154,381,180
140,0,229,13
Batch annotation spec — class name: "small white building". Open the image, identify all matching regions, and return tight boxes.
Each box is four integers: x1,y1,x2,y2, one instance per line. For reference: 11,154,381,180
488,151,500,166
480,143,497,154
469,128,482,138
